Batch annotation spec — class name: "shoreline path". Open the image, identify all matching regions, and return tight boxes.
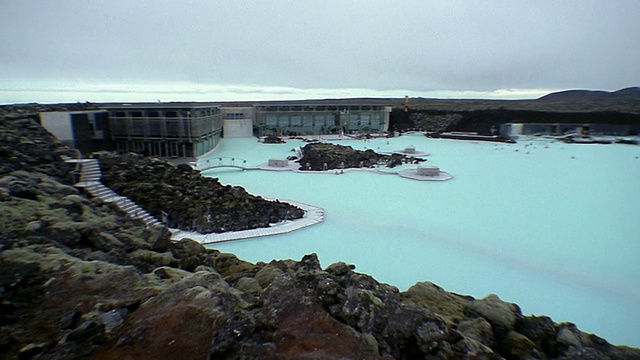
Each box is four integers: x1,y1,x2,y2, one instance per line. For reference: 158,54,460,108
170,199,324,245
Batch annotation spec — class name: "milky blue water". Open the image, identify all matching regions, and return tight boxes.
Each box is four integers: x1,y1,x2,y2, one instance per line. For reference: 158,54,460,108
201,133,640,347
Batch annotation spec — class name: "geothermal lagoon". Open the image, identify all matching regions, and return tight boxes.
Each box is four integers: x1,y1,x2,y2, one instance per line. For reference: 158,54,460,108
200,133,640,347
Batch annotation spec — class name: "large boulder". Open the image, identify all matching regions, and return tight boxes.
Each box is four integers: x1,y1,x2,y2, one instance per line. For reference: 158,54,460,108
465,294,522,336
260,274,384,359
401,281,472,325
92,271,243,360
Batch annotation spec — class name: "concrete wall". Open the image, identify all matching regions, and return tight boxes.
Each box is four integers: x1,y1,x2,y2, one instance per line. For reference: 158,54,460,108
223,119,253,138
40,112,74,142
221,107,255,138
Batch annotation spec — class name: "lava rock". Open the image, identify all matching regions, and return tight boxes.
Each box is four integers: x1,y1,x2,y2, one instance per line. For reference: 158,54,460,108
465,294,522,336
97,153,305,234
297,142,426,171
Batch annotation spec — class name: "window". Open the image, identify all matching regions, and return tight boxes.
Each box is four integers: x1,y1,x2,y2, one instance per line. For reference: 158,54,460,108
266,116,278,126
132,121,145,136
166,119,181,137
149,119,162,136
302,115,313,126
225,113,244,119
278,116,289,126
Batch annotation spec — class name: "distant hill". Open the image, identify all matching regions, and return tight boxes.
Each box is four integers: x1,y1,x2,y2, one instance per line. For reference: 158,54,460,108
537,87,640,101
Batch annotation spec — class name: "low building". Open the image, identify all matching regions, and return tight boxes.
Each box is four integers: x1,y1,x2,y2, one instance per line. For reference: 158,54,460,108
38,101,394,158
500,122,640,138
254,103,391,137
104,103,222,158
417,165,440,176
268,159,289,167
39,110,114,154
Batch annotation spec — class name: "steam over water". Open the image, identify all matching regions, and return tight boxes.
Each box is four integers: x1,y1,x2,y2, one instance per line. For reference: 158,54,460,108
201,133,640,347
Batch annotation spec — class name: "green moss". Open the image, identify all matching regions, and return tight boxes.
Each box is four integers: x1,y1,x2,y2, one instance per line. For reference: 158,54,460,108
400,281,470,325
0,198,44,237
212,252,255,277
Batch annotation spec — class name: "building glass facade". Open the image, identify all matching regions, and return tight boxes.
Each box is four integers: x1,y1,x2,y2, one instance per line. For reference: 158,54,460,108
106,105,222,158
254,104,391,137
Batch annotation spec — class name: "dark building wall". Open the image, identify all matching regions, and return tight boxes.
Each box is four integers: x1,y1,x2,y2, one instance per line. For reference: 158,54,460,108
390,109,640,135
107,107,222,158
71,113,115,154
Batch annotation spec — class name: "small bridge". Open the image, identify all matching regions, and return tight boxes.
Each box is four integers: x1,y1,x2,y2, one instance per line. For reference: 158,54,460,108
194,157,257,171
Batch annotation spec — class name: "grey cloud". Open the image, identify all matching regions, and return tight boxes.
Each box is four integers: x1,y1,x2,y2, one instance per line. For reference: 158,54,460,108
0,0,638,97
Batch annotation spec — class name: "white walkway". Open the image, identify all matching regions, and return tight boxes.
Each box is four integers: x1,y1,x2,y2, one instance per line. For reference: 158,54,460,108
169,200,324,244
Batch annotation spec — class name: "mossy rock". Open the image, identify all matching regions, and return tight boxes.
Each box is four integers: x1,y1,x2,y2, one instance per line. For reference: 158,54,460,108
235,277,263,295
400,281,471,325
456,317,495,347
499,330,542,359
171,238,206,259
151,266,193,282
465,294,521,334
129,249,177,268
212,253,255,277
254,264,285,288
325,261,355,276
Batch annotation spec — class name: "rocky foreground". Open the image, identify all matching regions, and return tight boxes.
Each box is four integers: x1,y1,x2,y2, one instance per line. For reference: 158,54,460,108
298,142,425,171
97,153,304,234
2,115,640,359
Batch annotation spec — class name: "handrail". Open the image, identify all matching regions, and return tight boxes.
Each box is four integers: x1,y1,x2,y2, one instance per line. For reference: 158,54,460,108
194,157,249,170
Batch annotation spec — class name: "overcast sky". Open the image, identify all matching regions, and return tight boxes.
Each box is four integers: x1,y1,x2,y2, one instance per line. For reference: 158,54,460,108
1,1,639,103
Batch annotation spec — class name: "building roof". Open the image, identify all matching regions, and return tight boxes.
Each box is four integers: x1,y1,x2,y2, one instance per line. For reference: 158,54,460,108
99,102,220,110
97,99,393,110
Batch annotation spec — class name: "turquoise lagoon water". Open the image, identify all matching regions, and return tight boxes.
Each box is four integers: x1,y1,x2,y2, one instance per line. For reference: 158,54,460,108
200,133,640,347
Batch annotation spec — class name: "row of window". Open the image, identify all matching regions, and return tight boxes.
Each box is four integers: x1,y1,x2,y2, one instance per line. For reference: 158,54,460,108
258,105,386,112
260,113,383,127
110,118,222,138
115,136,220,158
110,109,220,118
225,113,245,119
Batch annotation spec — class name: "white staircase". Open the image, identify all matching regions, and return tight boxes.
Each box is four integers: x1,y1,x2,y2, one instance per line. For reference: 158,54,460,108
68,158,162,227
